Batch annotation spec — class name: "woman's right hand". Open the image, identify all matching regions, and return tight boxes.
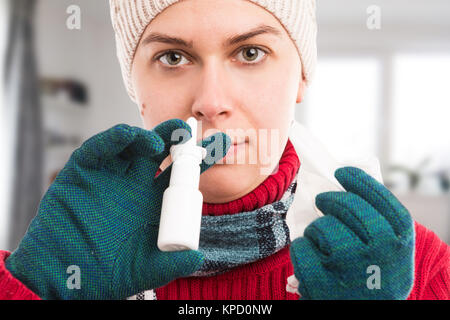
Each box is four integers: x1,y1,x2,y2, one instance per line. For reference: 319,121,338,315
5,119,231,300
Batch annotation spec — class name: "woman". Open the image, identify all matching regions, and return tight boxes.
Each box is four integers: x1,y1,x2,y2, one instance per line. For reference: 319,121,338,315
1,0,449,300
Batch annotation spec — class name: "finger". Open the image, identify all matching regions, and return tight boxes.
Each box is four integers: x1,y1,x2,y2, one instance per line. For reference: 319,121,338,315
124,128,167,160
199,132,232,173
75,124,164,166
153,132,231,190
303,215,364,257
315,191,396,244
334,166,414,239
289,237,335,300
152,119,193,164
123,122,191,179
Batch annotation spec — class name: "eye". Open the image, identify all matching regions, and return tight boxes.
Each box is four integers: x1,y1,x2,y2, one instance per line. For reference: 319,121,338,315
157,51,190,67
235,46,268,65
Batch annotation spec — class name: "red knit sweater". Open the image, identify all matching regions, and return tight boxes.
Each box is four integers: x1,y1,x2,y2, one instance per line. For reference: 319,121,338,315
0,139,449,300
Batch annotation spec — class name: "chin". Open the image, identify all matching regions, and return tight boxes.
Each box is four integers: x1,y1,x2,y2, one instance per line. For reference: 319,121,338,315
199,163,257,203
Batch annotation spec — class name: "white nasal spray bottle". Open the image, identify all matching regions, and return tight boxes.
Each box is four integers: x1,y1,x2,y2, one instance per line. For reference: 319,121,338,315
157,117,207,252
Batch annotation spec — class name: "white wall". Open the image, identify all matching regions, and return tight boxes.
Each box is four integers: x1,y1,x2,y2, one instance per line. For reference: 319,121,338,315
35,0,141,137
35,0,142,192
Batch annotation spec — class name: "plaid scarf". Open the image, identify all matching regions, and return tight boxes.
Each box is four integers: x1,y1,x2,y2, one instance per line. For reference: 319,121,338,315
191,173,299,277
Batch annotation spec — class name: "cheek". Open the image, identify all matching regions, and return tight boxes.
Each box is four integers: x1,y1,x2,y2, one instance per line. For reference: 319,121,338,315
247,82,295,166
248,66,298,125
251,83,294,130
134,78,192,129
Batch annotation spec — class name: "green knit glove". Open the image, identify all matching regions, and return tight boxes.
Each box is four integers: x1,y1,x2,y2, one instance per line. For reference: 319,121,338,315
290,166,415,300
6,119,231,300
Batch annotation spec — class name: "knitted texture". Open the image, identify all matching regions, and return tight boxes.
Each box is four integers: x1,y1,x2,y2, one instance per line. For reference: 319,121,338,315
4,119,231,299
290,166,416,300
1,222,448,300
156,246,300,299
1,140,449,299
0,251,41,300
407,222,450,300
192,173,298,277
109,0,318,103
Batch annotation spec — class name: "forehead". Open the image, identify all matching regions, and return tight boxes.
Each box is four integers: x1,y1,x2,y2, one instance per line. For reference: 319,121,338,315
142,0,288,44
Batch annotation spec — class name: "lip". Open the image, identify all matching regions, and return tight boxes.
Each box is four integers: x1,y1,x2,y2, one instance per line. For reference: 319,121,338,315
195,137,247,144
233,137,249,145
223,141,248,160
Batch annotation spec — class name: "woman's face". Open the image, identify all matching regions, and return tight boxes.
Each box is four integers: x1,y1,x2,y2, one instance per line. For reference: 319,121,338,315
131,0,306,203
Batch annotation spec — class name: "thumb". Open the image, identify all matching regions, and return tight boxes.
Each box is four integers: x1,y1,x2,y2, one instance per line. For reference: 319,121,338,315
155,250,204,284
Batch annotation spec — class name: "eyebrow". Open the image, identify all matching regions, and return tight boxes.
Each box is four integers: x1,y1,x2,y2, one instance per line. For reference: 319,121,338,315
141,24,283,49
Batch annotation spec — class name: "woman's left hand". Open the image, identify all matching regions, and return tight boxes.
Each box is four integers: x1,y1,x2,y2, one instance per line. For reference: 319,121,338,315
290,166,415,300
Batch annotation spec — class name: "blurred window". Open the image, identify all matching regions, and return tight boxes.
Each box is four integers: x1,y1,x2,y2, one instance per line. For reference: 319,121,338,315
391,54,450,170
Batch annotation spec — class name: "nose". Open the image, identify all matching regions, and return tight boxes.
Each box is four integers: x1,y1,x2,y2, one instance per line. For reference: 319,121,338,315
191,61,233,123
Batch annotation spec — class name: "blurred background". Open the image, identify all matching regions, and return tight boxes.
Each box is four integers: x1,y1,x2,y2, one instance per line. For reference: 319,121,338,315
0,0,449,251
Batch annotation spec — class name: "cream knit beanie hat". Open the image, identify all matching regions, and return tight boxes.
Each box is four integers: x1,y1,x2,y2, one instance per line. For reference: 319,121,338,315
110,0,317,104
